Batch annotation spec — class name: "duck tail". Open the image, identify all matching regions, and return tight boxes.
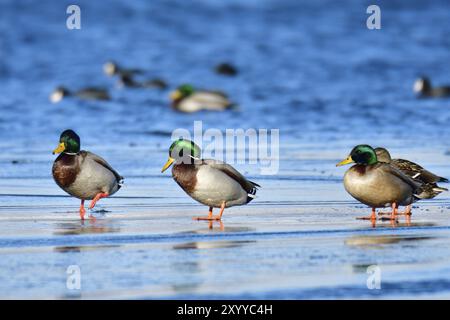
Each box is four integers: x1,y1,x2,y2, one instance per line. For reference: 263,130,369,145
246,193,256,203
246,182,260,203
249,180,261,188
439,177,449,183
433,186,448,193
117,176,124,189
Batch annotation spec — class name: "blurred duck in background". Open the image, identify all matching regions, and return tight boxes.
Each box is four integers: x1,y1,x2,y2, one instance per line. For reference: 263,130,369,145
104,60,167,89
214,62,238,76
170,84,236,113
413,76,450,98
117,74,167,89
49,86,110,103
103,60,143,78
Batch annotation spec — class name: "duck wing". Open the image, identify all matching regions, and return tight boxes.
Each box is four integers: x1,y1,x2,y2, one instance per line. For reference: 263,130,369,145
81,151,123,184
201,159,260,194
392,158,448,183
191,92,231,107
379,163,423,196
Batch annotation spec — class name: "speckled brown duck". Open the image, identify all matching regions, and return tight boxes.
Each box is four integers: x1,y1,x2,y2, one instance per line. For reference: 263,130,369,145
161,139,259,221
52,130,123,220
375,147,447,205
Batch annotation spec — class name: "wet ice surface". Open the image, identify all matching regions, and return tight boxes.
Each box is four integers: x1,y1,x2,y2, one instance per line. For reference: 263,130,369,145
1,166,450,299
2,0,450,299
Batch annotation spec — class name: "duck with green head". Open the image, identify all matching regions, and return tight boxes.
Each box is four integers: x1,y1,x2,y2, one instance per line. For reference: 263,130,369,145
337,145,424,222
170,84,235,113
52,130,123,220
161,139,260,221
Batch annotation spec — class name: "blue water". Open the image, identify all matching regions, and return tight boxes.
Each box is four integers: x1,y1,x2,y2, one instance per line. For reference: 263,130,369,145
2,0,450,150
1,0,450,299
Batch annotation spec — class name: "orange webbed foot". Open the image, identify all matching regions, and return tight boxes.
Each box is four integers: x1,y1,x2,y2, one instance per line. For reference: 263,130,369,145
89,192,109,210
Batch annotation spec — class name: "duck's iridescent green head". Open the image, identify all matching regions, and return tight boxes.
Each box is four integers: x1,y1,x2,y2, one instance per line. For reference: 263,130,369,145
161,139,201,172
336,144,378,166
53,130,80,155
170,84,195,102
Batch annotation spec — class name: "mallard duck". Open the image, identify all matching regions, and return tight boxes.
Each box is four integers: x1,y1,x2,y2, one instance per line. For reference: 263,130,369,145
161,139,259,221
337,145,424,221
49,86,110,103
214,63,238,76
52,130,123,220
169,84,235,113
414,77,450,98
375,147,447,202
103,61,143,77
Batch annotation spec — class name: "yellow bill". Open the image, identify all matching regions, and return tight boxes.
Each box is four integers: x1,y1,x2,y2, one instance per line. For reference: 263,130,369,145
336,156,354,167
52,142,66,155
170,90,182,101
161,157,175,173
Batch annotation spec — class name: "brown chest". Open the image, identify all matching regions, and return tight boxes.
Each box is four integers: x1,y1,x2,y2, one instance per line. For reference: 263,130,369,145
52,154,80,188
172,164,198,193
353,164,367,175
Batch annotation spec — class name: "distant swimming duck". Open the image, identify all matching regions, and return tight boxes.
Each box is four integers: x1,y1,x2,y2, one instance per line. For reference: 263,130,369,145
215,63,238,76
161,139,260,221
375,147,447,202
413,77,450,98
50,86,110,103
52,130,123,220
337,145,425,222
103,61,143,77
170,84,235,113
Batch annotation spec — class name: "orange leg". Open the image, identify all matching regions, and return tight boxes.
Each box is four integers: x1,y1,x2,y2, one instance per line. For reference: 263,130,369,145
379,205,411,216
193,207,214,221
390,202,398,221
194,203,226,221
357,207,377,222
405,211,412,226
215,202,226,220
403,205,412,216
208,220,225,231
89,192,109,210
79,200,86,220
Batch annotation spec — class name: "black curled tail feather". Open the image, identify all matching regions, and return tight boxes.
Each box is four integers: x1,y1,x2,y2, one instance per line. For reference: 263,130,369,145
117,176,124,189
246,181,260,203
